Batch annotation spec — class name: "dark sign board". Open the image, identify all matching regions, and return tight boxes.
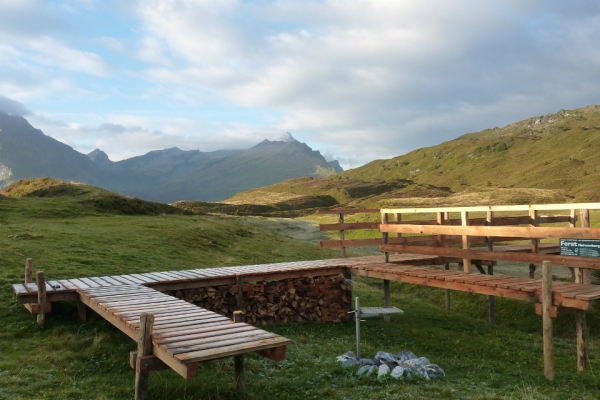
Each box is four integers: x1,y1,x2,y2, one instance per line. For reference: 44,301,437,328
560,239,600,258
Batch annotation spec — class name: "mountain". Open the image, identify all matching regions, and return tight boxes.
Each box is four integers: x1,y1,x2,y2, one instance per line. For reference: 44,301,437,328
0,113,102,185
0,112,342,203
221,105,600,212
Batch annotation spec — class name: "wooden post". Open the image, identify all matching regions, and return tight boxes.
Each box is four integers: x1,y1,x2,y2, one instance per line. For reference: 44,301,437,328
381,212,389,263
487,211,495,325
542,261,554,381
529,209,539,279
580,209,592,284
383,279,391,323
135,313,155,400
25,258,33,283
233,311,245,393
444,212,451,311
78,302,88,323
236,275,244,313
569,209,576,281
394,213,401,254
573,236,590,372
339,213,346,258
461,211,470,273
36,271,46,327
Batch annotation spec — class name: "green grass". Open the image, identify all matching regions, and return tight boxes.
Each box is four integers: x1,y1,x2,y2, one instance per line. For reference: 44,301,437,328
1,181,600,399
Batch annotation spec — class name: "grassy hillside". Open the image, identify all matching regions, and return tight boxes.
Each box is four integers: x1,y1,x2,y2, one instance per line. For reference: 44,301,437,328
1,179,600,398
341,105,600,202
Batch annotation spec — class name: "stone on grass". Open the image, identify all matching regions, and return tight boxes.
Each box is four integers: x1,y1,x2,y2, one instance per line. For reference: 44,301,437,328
377,364,390,379
366,365,377,376
374,351,398,368
336,351,360,367
402,357,430,369
391,366,404,378
357,365,371,376
397,350,417,363
359,358,375,365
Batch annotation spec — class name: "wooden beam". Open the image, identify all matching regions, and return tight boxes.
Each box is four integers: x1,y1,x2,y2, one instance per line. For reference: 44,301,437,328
380,224,600,240
381,202,600,214
130,352,169,373
461,211,470,273
235,275,244,312
339,213,346,258
382,213,389,263
487,211,495,326
542,261,554,381
36,271,46,327
25,258,33,284
135,313,155,400
379,244,600,270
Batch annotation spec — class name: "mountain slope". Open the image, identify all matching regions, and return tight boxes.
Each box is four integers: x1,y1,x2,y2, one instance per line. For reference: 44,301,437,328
0,113,342,203
338,105,600,202
0,112,102,185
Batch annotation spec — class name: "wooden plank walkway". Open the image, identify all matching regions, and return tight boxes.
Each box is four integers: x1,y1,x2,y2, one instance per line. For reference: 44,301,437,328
350,263,600,310
78,285,291,379
12,253,439,304
12,245,554,305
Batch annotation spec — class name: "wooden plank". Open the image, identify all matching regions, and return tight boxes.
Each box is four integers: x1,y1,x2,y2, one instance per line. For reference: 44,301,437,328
153,322,239,340
12,283,29,296
175,336,291,363
157,325,257,346
135,313,154,400
174,333,288,362
151,320,233,335
380,244,600,270
79,277,101,288
168,331,279,354
380,224,600,240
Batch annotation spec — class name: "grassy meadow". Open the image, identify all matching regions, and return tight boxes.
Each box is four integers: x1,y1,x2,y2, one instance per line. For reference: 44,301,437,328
1,180,600,399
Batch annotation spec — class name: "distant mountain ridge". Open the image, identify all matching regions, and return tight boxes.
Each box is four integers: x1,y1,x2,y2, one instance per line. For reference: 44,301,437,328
0,113,342,202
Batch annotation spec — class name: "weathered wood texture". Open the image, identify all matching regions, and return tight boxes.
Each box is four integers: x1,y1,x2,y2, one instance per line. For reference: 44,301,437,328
542,261,554,381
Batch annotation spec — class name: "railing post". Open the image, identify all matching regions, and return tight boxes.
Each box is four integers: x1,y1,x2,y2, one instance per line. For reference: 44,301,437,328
529,208,539,279
339,213,346,258
542,261,554,381
381,212,389,263
573,210,590,371
461,211,470,273
394,213,401,254
444,212,451,311
487,211,495,325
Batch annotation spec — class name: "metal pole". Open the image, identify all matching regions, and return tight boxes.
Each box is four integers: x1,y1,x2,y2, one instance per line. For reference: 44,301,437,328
355,297,361,359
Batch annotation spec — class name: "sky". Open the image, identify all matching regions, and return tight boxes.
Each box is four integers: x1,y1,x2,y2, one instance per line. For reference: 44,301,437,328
1,0,600,169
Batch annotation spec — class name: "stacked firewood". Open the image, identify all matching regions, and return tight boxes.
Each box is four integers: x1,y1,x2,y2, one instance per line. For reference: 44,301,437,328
169,275,352,325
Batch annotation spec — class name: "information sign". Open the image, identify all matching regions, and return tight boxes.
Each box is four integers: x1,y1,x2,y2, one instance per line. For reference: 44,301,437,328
560,238,600,258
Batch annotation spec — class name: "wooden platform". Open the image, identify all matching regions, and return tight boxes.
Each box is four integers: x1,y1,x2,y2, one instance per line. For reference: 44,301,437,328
351,263,600,310
78,285,291,379
11,246,549,305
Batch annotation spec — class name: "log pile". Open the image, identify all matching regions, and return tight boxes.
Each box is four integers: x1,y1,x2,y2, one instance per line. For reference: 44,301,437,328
168,274,352,325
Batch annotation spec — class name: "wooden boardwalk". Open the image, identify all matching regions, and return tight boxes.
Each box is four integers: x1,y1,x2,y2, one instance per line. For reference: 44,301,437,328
79,285,291,379
12,253,438,304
